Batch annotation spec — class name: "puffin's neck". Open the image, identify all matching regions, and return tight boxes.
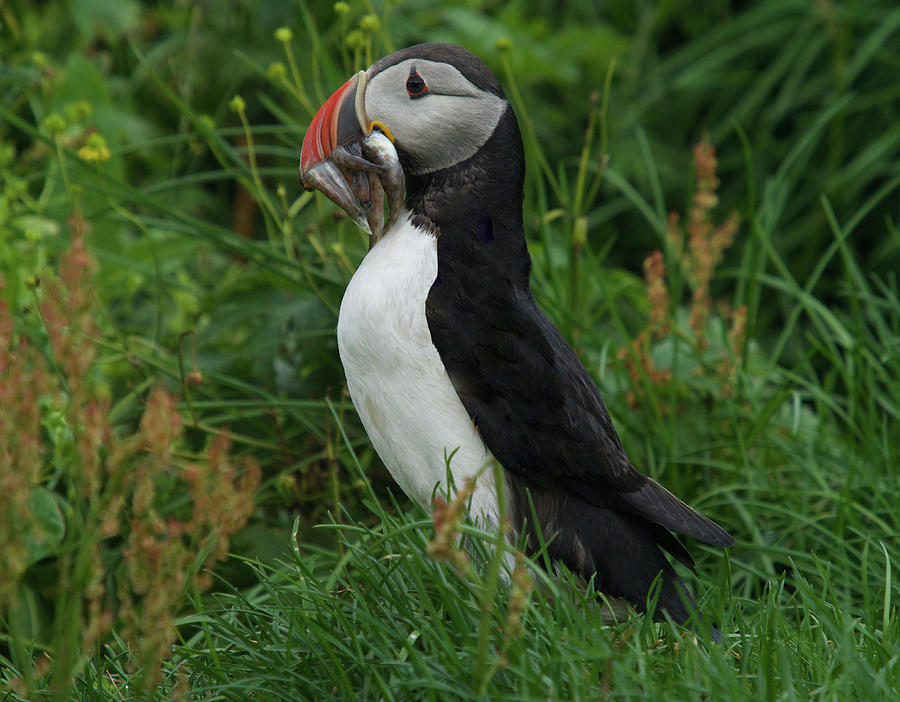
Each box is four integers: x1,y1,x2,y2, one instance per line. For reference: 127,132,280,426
400,106,530,286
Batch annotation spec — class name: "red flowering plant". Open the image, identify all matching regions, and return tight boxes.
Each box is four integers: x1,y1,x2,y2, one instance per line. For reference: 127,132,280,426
0,223,260,696
618,139,745,413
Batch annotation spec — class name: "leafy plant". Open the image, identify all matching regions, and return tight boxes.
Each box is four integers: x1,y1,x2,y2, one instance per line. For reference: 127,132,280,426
0,230,260,697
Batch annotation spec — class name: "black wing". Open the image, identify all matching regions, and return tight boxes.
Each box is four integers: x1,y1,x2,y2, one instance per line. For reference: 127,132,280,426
425,221,733,548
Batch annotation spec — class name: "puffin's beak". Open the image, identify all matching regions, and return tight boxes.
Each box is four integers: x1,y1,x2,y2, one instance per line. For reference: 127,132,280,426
300,71,367,179
298,72,372,233
299,71,405,242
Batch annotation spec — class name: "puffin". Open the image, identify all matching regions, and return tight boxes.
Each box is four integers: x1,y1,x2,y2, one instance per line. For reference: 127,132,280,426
299,43,734,630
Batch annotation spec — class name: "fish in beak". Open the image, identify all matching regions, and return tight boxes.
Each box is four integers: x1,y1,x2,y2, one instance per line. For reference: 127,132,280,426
299,71,405,243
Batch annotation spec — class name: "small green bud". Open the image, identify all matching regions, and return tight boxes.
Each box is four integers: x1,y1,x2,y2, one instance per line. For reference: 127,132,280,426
198,114,216,131
572,216,588,250
276,473,295,495
229,95,246,113
268,61,287,81
495,37,512,53
333,1,350,16
360,14,380,33
43,113,66,135
345,29,365,50
274,27,294,44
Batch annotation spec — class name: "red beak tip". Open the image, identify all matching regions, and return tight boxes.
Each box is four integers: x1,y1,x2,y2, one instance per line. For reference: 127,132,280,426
299,74,360,178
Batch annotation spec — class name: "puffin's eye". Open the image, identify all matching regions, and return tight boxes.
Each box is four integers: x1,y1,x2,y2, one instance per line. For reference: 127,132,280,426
406,67,428,99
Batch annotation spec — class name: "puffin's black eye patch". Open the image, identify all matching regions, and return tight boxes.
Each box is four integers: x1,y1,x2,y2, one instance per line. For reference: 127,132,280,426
406,66,428,99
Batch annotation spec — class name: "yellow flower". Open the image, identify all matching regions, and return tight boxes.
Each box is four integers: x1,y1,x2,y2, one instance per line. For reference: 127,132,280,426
78,133,111,162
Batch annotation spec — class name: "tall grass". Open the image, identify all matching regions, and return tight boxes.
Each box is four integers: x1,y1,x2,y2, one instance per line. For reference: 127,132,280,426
1,0,899,698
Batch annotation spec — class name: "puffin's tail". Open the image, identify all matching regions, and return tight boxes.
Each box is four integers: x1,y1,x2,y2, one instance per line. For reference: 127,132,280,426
508,476,725,641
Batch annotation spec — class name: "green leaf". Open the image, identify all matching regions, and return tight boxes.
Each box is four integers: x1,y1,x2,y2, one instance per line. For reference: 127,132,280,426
68,0,142,42
25,487,66,566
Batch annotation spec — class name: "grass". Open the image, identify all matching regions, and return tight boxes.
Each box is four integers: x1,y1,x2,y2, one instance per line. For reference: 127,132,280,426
81,439,900,700
1,0,899,699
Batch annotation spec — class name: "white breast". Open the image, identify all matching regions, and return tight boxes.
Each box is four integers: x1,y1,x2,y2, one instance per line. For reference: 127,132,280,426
337,213,499,524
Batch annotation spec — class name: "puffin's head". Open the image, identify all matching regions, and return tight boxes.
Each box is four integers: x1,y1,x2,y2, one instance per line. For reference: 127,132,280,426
299,43,515,239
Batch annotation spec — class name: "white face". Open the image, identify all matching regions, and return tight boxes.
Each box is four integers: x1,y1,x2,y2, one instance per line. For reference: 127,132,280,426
363,58,508,174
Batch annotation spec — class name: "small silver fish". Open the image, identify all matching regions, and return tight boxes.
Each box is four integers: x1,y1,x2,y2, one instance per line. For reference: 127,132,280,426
301,130,405,244
301,158,372,236
361,130,404,238
364,171,384,248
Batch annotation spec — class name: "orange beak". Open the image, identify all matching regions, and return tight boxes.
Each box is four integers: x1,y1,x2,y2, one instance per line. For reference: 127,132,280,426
298,70,404,242
299,71,366,186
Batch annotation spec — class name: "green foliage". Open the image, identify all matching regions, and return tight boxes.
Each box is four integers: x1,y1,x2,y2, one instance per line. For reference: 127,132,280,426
79,449,900,700
1,0,899,698
0,235,261,697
